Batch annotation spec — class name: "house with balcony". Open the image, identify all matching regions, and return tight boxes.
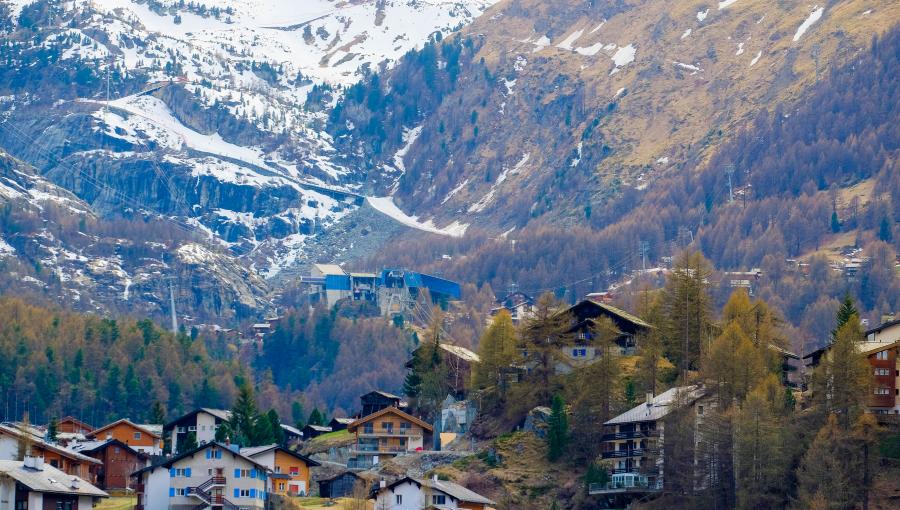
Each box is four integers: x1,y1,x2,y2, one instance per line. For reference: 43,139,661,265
346,407,433,470
517,299,653,376
359,390,406,417
132,441,268,510
0,456,107,510
240,444,319,496
591,386,707,500
163,409,231,454
803,318,900,418
0,424,100,481
87,419,163,456
491,290,537,324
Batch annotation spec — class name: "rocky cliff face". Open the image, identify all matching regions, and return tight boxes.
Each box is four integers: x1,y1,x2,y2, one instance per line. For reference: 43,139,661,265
0,0,497,322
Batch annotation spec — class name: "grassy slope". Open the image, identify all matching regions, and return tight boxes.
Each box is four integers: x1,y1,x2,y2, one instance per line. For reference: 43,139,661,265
405,0,899,225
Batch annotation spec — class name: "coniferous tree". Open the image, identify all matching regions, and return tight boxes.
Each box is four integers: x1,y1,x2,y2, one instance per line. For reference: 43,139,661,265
663,251,714,381
291,401,305,429
307,408,324,427
149,401,166,425
229,382,259,446
831,295,859,339
734,376,790,509
267,409,285,446
546,394,568,462
47,417,58,443
796,416,861,509
703,321,766,405
472,309,517,405
811,315,869,429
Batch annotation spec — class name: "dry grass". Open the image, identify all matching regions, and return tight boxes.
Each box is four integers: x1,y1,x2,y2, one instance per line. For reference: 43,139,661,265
94,496,136,510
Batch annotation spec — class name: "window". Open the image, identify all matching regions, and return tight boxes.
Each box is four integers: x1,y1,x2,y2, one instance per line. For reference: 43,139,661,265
49,459,58,468
176,489,186,496
289,467,299,475
432,495,446,505
188,426,197,432
875,388,891,395
208,469,213,476
875,350,889,360
274,466,281,474
239,489,251,498
278,483,285,491
396,495,403,504
134,431,142,440
875,368,891,376
698,405,704,415
363,424,374,434
177,426,186,433
15,501,27,510
114,447,121,454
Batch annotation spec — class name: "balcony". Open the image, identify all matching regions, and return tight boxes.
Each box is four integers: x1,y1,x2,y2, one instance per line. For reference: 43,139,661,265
359,428,419,437
351,444,409,454
589,479,661,495
601,430,657,441
601,448,656,459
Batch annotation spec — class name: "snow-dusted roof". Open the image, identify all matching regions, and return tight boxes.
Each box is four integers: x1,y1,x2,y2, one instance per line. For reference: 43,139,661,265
314,263,346,276
439,344,481,363
605,386,705,425
0,460,107,498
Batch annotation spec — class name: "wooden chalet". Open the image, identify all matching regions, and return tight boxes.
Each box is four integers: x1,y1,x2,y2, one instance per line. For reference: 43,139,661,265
346,407,433,470
69,439,149,490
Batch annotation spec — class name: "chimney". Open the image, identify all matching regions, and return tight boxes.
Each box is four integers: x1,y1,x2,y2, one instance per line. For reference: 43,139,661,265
35,457,44,470
646,393,654,406
23,456,35,469
432,474,439,483
379,480,386,489
70,477,80,490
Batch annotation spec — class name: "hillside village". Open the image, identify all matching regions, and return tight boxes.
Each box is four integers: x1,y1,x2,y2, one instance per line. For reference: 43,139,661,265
0,249,898,509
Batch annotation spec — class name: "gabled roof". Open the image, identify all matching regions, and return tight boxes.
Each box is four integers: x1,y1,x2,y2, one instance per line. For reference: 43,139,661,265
69,439,148,459
318,470,361,483
239,444,320,467
89,419,160,439
132,441,267,477
578,299,653,329
362,390,402,401
330,417,355,425
0,424,101,465
57,416,93,431
380,477,495,505
303,424,332,433
280,424,302,436
865,318,900,336
0,460,107,498
406,344,481,368
164,408,231,429
348,406,433,433
605,386,705,425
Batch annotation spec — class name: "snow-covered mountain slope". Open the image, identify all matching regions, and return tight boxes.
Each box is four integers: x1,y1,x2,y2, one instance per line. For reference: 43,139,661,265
0,0,496,321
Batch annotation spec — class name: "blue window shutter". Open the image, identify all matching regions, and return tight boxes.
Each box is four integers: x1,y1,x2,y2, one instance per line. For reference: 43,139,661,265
249,489,256,498
170,468,176,478
216,450,222,459
250,469,256,479
233,488,240,499
169,488,175,497
185,468,191,478
206,450,211,459
234,468,241,478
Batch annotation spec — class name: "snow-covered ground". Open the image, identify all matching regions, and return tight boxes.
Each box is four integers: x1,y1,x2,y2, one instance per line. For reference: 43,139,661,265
793,6,824,42
367,197,468,237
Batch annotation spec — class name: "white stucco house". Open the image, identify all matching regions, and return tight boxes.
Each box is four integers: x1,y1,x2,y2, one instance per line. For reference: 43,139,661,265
0,457,107,510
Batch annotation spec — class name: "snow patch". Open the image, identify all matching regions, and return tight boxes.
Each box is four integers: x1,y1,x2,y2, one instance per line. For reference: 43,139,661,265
750,51,762,67
468,153,530,213
697,9,709,22
681,29,692,40
366,197,467,237
557,28,585,51
736,42,745,55
718,0,740,9
575,43,604,56
673,61,703,74
0,238,15,257
793,6,824,42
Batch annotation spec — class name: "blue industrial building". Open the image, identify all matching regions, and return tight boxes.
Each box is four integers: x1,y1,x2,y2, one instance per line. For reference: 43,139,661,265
299,264,461,316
